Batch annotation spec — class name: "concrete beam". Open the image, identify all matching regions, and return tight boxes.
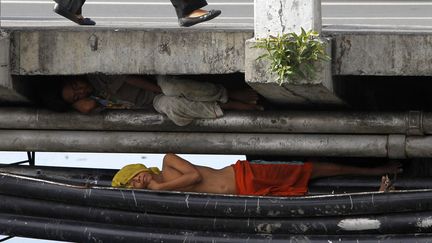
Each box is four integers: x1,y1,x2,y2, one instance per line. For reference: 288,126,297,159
8,28,252,75
329,28,432,76
4,26,432,77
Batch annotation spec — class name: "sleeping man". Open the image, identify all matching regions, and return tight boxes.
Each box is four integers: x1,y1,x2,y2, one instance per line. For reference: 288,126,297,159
37,74,262,126
111,153,402,196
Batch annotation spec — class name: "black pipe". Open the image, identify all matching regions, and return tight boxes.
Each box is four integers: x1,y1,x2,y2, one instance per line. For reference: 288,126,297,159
0,213,431,243
1,173,432,218
2,165,432,193
1,194,432,235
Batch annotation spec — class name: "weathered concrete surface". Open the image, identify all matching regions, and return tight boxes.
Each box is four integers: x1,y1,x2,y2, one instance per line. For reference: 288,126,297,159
4,26,432,77
245,38,345,106
7,27,253,75
329,27,432,76
247,0,343,105
0,30,29,104
254,0,322,39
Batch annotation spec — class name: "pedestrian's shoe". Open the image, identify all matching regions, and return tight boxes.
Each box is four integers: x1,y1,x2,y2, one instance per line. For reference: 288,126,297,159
179,9,221,27
53,0,96,25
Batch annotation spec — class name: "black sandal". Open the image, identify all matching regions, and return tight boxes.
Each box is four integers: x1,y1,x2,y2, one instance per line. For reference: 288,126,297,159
179,9,221,27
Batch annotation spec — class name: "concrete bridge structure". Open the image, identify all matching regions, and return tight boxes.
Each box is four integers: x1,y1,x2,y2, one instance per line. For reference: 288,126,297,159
1,0,432,157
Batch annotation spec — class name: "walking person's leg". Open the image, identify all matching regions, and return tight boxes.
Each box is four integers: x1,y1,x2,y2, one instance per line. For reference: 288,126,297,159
170,0,221,27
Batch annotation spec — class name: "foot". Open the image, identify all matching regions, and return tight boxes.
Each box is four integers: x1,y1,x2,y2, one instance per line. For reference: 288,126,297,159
379,175,395,192
179,9,221,27
187,9,209,18
220,100,264,111
53,3,96,25
228,89,259,103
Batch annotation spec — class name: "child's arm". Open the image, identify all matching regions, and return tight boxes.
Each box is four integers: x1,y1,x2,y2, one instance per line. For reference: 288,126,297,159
147,153,202,191
72,98,99,114
125,76,162,93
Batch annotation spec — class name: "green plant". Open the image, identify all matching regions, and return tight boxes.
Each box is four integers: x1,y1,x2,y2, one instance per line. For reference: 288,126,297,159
254,28,330,85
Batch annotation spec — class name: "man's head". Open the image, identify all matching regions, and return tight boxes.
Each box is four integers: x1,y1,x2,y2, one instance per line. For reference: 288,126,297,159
61,78,94,104
112,164,161,189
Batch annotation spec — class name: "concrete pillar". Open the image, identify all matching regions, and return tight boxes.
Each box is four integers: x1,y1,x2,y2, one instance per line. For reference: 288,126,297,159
0,30,29,104
245,0,345,106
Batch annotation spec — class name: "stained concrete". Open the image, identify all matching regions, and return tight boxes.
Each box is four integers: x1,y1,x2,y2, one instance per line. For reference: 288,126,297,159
254,0,322,38
8,27,253,75
330,29,432,76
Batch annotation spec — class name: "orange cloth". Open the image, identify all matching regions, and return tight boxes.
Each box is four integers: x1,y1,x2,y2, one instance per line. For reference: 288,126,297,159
232,160,313,196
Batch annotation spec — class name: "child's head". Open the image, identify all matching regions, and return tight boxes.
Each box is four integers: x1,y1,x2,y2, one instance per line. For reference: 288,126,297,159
112,164,161,189
61,77,93,104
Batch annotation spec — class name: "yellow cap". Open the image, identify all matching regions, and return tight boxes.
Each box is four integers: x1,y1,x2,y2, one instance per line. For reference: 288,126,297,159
111,164,161,188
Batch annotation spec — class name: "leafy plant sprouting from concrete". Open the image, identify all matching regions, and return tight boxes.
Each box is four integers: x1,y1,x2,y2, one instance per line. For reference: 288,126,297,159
254,28,330,85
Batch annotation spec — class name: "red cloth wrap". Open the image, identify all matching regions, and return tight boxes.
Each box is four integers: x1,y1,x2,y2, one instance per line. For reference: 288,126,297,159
232,160,313,196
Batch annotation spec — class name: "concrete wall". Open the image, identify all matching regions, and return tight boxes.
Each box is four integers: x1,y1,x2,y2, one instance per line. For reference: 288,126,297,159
5,27,432,77
331,31,432,76
8,28,253,75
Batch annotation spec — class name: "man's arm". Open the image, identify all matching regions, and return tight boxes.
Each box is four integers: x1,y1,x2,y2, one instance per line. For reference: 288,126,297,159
148,153,202,191
125,76,162,93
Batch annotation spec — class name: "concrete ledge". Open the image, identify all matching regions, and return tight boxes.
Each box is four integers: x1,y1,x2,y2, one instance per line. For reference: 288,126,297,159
7,27,252,75
325,26,432,76
4,26,432,76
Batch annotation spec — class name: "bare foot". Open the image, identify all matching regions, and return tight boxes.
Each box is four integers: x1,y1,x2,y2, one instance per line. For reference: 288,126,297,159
379,175,395,192
220,100,264,111
187,9,208,18
227,89,259,103
373,162,403,175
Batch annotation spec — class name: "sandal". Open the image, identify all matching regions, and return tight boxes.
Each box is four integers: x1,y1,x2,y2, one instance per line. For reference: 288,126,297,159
179,9,221,27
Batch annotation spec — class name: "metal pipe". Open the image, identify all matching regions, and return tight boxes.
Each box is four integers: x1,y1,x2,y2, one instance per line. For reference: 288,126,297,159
2,213,431,243
1,107,432,134
1,194,432,235
0,130,390,156
2,172,432,218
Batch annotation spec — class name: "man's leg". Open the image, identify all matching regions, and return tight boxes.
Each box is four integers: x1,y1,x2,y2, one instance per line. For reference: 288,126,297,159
170,0,221,27
157,76,260,105
157,76,229,103
153,95,224,126
310,162,403,179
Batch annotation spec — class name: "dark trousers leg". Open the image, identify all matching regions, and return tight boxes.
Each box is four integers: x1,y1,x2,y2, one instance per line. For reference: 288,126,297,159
170,0,208,18
54,0,84,14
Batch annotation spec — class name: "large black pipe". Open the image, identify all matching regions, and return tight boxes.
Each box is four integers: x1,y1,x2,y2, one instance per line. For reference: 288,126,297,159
2,164,431,193
0,108,431,135
2,173,432,218
0,213,431,243
1,194,432,235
